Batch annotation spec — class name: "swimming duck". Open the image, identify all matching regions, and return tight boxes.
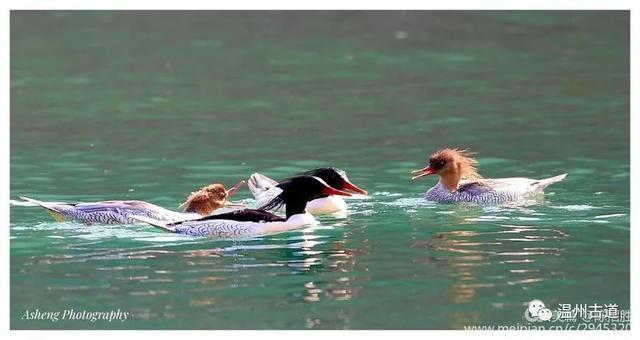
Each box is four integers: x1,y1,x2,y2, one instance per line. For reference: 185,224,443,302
411,148,567,204
248,167,367,214
133,175,352,238
20,180,245,224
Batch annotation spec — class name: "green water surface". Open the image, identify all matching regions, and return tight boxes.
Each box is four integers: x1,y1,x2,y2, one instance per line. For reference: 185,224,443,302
10,11,629,329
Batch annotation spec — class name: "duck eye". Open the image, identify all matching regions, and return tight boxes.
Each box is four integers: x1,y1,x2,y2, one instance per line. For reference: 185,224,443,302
432,160,445,168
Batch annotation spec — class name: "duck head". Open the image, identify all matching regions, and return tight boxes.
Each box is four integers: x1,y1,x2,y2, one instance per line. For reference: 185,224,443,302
261,175,352,217
411,148,482,192
303,167,368,195
180,180,245,215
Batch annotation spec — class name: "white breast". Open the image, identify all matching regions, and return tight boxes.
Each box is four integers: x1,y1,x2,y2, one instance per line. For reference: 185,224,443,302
305,196,347,214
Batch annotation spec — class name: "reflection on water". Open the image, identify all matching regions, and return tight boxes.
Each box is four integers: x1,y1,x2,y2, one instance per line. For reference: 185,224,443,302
20,211,371,305
403,196,590,324
10,185,629,329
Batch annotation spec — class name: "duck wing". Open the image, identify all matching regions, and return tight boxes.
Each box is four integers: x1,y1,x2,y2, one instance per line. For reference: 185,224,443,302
168,209,285,225
248,173,284,209
71,200,157,213
456,181,491,195
248,173,278,195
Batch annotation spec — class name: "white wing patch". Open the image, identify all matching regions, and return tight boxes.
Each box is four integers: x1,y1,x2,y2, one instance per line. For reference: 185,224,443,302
254,186,284,210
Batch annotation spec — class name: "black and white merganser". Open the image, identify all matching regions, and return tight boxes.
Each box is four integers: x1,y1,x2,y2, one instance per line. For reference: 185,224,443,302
411,148,567,204
248,167,367,214
133,175,352,238
20,181,245,224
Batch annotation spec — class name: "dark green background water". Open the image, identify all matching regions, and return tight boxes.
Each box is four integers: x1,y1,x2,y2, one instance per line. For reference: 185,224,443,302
10,11,629,329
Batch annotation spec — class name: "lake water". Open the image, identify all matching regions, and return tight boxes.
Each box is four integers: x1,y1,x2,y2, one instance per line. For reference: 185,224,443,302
10,11,629,329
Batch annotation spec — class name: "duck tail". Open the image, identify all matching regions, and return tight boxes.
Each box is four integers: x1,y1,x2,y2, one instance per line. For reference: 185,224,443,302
19,196,60,211
248,173,278,197
535,173,568,189
19,196,69,221
129,215,176,233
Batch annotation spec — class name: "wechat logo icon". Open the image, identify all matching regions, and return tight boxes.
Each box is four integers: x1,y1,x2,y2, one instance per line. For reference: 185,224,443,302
525,299,553,322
